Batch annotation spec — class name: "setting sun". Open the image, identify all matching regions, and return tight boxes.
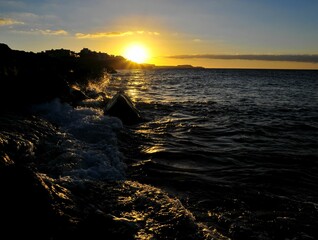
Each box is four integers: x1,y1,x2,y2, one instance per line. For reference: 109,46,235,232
123,44,149,63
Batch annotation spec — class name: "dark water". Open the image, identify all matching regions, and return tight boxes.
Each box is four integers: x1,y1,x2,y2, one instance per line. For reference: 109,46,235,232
2,68,317,239
108,69,318,239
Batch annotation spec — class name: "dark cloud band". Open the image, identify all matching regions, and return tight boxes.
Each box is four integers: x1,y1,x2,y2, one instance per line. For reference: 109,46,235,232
167,54,318,63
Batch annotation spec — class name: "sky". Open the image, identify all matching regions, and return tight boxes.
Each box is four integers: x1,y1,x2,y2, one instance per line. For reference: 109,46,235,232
1,0,318,69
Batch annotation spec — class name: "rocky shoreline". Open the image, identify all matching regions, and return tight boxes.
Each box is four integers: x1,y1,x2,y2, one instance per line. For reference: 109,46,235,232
0,112,224,239
0,44,227,239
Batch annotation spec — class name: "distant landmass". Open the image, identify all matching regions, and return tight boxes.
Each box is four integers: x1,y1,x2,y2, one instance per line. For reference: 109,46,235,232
154,64,205,70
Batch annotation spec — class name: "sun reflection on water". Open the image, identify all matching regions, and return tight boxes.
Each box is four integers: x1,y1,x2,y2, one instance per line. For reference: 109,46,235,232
142,145,165,154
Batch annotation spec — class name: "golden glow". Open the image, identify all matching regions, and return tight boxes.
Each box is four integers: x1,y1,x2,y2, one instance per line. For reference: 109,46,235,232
123,44,149,63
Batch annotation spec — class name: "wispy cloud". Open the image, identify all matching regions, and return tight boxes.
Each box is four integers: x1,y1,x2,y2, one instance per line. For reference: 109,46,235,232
75,30,160,39
13,28,68,36
137,31,160,35
193,38,202,42
37,29,68,36
167,54,318,63
148,31,160,36
75,31,134,39
0,17,24,26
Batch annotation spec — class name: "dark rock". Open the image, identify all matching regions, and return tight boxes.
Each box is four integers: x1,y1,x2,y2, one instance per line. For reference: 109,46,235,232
63,86,89,106
104,92,143,125
75,211,138,240
0,153,14,167
0,44,71,110
0,43,11,55
0,165,58,239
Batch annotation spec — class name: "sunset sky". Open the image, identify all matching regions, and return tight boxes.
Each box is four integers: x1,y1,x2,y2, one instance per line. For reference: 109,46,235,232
1,0,318,69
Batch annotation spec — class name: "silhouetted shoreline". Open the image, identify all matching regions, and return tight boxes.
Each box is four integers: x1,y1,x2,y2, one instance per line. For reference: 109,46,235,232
0,43,217,239
0,43,154,110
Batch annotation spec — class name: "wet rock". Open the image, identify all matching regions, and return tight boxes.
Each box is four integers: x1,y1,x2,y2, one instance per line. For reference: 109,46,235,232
75,211,139,239
0,153,14,167
0,165,58,239
62,86,89,106
104,92,143,125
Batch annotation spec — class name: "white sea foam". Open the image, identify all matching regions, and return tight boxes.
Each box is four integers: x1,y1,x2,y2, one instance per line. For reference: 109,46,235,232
31,98,126,182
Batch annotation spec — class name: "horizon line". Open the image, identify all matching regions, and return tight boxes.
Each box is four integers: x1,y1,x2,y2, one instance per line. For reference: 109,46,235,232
167,54,318,64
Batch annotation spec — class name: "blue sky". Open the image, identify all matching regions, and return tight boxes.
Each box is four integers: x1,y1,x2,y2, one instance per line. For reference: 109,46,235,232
1,0,318,68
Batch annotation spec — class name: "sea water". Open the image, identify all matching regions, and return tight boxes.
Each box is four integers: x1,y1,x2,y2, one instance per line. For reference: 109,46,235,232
4,68,317,239
107,68,318,239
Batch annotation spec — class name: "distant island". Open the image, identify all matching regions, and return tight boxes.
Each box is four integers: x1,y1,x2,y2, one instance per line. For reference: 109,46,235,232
154,64,205,70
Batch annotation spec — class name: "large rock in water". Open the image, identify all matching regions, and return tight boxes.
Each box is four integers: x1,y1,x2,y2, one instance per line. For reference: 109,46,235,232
104,92,143,125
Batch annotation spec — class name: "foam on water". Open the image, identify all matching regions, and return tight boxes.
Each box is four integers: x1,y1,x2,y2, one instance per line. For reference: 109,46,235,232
31,98,126,182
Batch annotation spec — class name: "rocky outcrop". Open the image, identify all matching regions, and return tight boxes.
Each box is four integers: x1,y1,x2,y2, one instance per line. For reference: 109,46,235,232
0,164,60,239
0,43,114,111
0,43,71,110
0,108,214,240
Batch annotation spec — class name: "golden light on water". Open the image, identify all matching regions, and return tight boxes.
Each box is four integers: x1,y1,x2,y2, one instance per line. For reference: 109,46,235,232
123,44,149,63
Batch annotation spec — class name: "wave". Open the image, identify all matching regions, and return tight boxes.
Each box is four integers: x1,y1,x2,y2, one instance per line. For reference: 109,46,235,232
1,98,228,239
30,98,126,182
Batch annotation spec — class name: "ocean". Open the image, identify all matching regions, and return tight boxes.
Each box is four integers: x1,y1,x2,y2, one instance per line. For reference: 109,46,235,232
1,68,318,239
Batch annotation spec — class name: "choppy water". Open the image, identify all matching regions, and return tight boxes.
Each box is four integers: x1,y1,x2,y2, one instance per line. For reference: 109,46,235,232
107,69,318,239
1,68,317,239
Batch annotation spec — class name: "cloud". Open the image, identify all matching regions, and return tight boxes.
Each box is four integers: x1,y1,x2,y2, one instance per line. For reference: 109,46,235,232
136,31,160,35
0,17,24,26
12,28,68,36
148,31,160,35
167,54,318,63
75,31,134,39
193,39,202,42
75,30,160,39
37,29,68,36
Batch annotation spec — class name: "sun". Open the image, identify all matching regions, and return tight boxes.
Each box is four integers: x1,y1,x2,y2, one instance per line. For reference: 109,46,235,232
123,44,149,63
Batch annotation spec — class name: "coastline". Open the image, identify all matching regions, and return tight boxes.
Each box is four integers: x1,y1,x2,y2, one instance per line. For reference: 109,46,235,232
0,109,225,240
1,43,318,239
0,43,224,239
